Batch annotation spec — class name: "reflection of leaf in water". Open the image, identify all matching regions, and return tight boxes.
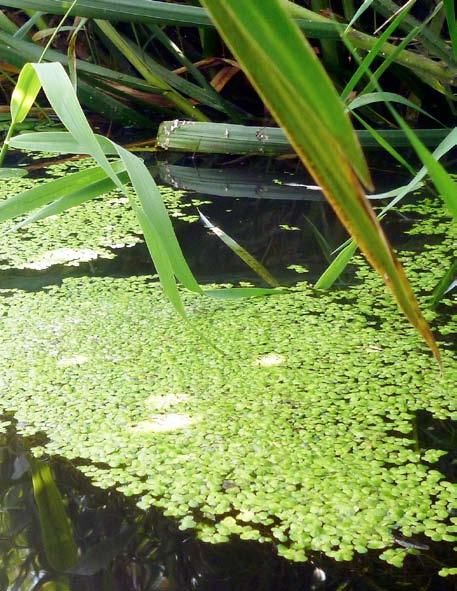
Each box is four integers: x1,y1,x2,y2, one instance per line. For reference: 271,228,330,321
199,210,280,288
40,576,71,591
30,458,78,572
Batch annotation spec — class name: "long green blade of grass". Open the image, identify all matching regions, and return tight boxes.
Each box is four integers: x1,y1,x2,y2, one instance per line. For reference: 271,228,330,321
0,9,18,33
315,242,358,289
430,260,457,309
345,0,376,31
201,0,439,361
12,172,129,230
3,63,277,308
351,112,416,177
0,0,349,37
9,131,118,154
135,205,187,317
0,160,126,221
341,0,414,101
395,122,457,219
346,91,443,126
444,0,457,59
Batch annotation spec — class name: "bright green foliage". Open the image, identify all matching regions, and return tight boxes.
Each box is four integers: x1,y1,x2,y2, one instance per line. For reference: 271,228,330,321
0,191,455,565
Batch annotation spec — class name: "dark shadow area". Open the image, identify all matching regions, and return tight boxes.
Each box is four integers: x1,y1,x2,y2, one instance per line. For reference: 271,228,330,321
1,424,456,591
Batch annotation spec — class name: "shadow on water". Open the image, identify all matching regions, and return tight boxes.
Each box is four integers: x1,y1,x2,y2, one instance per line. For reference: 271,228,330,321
1,423,456,591
0,153,430,293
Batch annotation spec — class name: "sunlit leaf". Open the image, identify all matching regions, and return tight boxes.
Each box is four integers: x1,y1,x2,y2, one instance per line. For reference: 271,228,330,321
201,0,440,361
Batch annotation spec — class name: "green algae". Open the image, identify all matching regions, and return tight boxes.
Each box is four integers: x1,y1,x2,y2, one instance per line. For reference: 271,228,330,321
0,195,455,567
0,159,196,270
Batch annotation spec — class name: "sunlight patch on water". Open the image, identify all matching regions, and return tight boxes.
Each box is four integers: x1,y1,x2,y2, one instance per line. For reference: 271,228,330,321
254,353,285,367
133,413,194,433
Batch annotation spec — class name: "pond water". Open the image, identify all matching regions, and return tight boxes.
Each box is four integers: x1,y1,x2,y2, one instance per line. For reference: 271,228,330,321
0,151,455,590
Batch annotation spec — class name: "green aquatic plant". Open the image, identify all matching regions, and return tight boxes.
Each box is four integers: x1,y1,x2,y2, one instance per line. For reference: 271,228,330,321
0,52,443,358
1,0,455,358
0,159,196,270
0,197,455,569
1,62,276,311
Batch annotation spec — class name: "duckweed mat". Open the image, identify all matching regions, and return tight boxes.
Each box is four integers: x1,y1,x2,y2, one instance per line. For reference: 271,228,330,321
0,159,197,270
0,195,455,572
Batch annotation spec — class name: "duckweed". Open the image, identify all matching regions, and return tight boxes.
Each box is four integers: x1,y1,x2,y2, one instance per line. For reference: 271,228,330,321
0,193,455,567
0,159,196,269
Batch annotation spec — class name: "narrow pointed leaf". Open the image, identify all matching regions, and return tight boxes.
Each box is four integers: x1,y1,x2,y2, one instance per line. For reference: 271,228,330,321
315,242,358,289
201,0,440,361
13,171,130,230
134,206,187,317
10,131,119,154
10,63,41,124
346,92,443,125
0,160,125,222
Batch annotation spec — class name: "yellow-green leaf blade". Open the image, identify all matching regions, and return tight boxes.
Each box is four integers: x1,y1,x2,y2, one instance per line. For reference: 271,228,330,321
201,0,440,362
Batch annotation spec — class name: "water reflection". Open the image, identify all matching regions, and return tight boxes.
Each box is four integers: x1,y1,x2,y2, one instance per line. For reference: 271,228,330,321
1,424,455,591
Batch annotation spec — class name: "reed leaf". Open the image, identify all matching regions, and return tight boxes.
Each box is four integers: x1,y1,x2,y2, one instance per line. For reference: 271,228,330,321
157,121,451,154
199,211,280,287
0,0,346,37
9,130,118,154
315,242,358,289
341,0,414,101
397,122,457,220
200,0,439,360
430,260,457,309
318,127,457,286
346,92,443,126
0,161,126,222
0,9,18,33
3,63,276,313
345,0,376,31
444,0,457,59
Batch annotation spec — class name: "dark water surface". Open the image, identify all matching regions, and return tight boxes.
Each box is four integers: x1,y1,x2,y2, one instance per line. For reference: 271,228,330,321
1,417,455,591
0,152,455,590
